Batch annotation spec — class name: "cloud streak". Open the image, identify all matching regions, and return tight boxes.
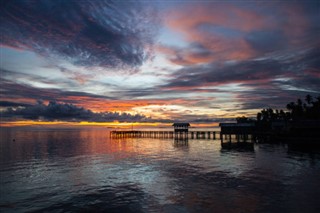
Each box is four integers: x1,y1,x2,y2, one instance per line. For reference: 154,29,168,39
162,47,320,110
1,0,158,68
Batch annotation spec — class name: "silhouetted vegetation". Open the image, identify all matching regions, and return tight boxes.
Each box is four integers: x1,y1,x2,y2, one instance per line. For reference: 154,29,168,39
234,95,320,144
236,94,320,132
236,116,255,123
286,95,320,120
254,95,319,122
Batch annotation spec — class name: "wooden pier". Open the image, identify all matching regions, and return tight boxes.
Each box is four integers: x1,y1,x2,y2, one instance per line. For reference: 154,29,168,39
219,123,256,144
111,123,259,145
110,130,220,140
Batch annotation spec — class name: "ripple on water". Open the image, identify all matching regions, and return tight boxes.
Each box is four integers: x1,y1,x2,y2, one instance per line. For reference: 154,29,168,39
1,128,320,212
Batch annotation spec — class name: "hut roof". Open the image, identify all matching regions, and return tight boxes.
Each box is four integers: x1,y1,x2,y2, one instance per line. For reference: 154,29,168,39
172,123,190,126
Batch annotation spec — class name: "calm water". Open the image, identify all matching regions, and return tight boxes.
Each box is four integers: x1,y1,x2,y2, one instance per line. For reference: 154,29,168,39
1,128,320,213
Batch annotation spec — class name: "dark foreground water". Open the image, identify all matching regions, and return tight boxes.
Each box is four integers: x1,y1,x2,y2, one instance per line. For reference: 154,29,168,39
1,128,320,213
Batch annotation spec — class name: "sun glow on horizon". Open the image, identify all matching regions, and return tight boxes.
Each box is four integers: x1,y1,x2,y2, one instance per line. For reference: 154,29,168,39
0,120,219,128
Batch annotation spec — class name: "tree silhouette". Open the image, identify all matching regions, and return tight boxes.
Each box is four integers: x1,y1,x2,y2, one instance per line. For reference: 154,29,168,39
305,95,313,105
254,95,320,130
279,95,320,121
236,95,319,128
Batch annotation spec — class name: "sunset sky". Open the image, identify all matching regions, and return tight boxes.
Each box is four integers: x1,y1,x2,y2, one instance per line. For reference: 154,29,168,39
1,0,319,125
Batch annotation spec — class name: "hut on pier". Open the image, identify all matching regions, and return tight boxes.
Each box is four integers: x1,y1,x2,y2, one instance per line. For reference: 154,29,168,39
219,123,256,143
172,123,190,133
173,122,190,139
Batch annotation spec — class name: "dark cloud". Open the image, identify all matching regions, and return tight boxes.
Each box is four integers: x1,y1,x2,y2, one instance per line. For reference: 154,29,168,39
245,30,287,53
165,59,283,89
274,47,320,93
165,47,320,88
187,42,215,58
157,42,215,66
0,101,32,107
0,77,113,106
0,0,158,68
162,47,320,110
1,101,149,122
0,68,61,86
236,87,304,109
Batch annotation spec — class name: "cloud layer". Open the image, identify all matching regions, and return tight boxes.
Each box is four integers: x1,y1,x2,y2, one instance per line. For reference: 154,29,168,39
1,101,149,122
1,0,157,68
162,47,320,108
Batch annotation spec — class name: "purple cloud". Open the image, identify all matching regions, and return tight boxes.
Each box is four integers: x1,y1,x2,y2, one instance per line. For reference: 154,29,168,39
1,0,158,68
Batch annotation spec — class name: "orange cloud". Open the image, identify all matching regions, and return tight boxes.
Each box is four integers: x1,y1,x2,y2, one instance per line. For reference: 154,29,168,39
88,99,201,112
163,3,271,62
161,2,313,65
53,96,200,114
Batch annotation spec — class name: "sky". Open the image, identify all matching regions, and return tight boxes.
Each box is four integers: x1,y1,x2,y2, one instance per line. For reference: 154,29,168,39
1,0,320,126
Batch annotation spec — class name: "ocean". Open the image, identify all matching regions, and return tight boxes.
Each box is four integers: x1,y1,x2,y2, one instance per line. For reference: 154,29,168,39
1,127,320,212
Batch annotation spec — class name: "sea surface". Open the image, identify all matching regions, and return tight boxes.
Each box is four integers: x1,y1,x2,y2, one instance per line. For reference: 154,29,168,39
1,127,320,213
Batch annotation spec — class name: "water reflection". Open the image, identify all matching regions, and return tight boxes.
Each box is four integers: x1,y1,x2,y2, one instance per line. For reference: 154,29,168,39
221,142,255,152
173,138,188,148
1,128,320,212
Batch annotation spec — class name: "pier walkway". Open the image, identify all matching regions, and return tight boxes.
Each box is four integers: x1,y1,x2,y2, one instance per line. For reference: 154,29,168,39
110,130,220,139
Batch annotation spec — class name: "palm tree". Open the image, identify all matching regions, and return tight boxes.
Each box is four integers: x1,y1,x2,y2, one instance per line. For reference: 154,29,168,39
305,95,313,105
286,102,295,111
257,112,262,122
297,99,303,107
